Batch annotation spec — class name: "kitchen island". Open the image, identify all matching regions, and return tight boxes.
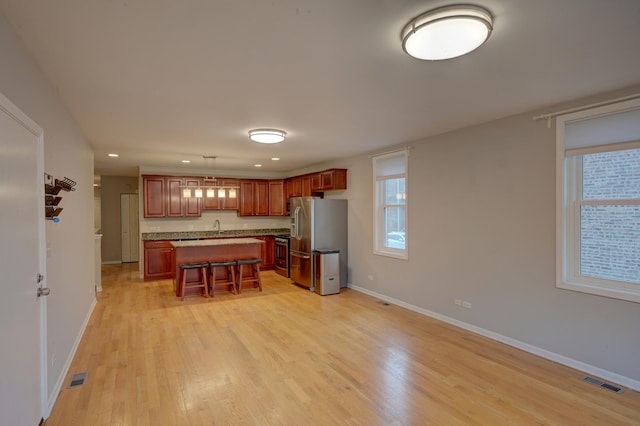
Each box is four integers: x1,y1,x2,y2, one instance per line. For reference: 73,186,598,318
171,238,265,297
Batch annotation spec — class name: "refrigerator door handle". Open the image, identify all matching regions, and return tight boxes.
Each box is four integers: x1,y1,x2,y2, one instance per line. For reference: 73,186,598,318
295,206,302,240
291,252,310,260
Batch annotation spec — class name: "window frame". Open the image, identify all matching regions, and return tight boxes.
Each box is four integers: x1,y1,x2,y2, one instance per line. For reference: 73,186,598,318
556,98,640,303
373,150,408,260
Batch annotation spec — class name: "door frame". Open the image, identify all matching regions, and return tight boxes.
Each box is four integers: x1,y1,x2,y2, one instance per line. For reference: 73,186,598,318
0,92,48,419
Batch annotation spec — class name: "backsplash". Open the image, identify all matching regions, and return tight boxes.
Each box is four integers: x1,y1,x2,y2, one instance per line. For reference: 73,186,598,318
139,209,290,233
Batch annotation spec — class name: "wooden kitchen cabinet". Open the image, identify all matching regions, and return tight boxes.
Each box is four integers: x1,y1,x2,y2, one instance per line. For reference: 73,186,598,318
256,236,275,269
311,169,347,191
143,176,166,218
220,179,240,210
167,177,202,217
239,180,255,216
202,179,220,210
239,179,269,216
202,178,239,210
301,175,312,196
144,240,174,279
286,176,302,198
268,180,286,216
144,175,202,218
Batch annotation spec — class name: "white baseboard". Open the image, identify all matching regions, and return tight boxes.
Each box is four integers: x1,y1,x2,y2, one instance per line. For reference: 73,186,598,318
46,297,97,416
101,260,122,265
348,283,640,392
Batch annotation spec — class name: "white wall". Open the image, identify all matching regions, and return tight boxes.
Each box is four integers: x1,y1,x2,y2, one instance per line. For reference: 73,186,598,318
0,12,96,409
316,87,640,386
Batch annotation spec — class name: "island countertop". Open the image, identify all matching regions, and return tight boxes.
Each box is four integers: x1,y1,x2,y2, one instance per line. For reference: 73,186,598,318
170,238,265,248
143,228,289,241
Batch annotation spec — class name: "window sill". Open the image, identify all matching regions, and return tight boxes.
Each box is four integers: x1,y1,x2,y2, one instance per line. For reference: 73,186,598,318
557,280,640,304
374,249,408,261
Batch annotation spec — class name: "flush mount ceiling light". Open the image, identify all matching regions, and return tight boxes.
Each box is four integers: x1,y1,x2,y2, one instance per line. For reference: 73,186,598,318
401,5,493,61
249,129,286,144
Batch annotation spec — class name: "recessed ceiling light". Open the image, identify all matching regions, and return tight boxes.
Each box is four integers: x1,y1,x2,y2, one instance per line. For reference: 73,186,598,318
271,157,280,161
107,153,119,158
401,5,493,61
249,129,286,144
181,160,191,163
254,164,263,168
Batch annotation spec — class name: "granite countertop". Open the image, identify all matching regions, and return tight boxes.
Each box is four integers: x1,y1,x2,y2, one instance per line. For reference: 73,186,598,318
142,228,289,241
170,238,265,248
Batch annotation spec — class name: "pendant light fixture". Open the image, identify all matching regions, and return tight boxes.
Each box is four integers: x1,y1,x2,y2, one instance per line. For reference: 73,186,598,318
249,128,286,144
401,5,493,61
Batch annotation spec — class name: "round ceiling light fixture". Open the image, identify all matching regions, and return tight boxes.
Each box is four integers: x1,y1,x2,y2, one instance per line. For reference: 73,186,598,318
401,5,493,61
249,128,286,144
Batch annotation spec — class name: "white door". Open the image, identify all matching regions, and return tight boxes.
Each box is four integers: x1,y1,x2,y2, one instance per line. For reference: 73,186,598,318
0,92,47,424
121,193,139,262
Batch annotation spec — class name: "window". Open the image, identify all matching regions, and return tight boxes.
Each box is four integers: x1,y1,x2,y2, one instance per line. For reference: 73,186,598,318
557,98,640,303
373,150,408,259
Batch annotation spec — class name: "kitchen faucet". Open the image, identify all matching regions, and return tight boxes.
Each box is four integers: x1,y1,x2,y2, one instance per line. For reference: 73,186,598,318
214,219,221,235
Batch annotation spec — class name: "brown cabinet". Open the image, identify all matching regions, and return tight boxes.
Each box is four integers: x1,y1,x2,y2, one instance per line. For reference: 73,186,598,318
301,175,312,196
220,179,240,210
239,180,255,216
239,180,269,216
268,180,287,216
143,175,202,218
311,169,347,191
144,240,174,279
256,236,275,269
201,179,220,210
286,176,302,198
202,178,240,210
167,177,202,217
143,176,166,218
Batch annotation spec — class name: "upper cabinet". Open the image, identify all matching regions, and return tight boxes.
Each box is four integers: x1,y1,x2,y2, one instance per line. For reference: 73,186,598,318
202,178,240,211
268,180,287,216
143,175,202,218
143,169,346,219
286,168,347,199
143,176,166,218
310,169,347,191
239,180,269,216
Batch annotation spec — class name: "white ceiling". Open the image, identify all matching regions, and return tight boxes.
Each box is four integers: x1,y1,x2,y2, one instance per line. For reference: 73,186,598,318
2,0,640,176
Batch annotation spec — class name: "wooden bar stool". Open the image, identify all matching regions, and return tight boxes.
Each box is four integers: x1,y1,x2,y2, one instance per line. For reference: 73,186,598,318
178,262,210,300
209,260,237,296
236,258,262,293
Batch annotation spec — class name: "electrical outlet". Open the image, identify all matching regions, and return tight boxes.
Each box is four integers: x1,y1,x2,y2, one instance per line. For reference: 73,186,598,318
454,298,462,306
51,352,56,367
187,225,194,231
368,274,374,281
462,301,472,309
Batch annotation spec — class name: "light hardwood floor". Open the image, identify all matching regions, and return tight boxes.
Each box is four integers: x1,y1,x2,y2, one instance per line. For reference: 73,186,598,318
45,263,640,425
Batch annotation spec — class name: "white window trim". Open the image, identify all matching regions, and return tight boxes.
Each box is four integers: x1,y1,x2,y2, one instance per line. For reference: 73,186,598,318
373,149,408,260
556,98,640,303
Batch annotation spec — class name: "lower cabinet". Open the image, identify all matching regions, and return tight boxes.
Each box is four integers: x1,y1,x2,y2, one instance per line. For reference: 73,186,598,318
143,236,275,280
144,241,174,279
256,236,275,270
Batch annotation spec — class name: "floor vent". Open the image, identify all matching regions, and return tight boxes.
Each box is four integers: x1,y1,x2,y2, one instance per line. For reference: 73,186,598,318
581,376,624,394
377,301,391,306
67,372,88,389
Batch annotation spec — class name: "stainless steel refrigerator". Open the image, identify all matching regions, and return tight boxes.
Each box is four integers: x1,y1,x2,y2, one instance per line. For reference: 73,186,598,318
290,197,347,289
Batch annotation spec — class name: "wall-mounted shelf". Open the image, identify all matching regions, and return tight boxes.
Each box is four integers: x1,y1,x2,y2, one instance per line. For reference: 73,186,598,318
45,206,63,219
44,174,76,221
